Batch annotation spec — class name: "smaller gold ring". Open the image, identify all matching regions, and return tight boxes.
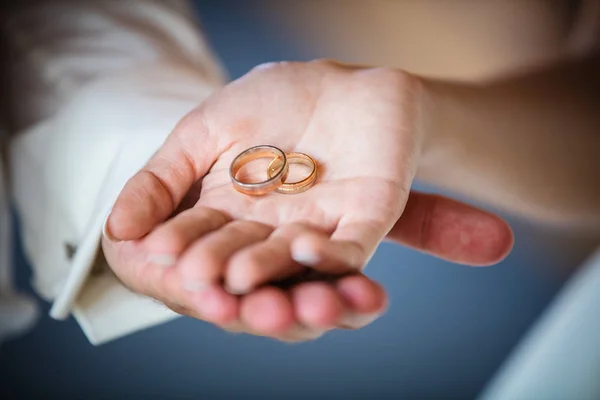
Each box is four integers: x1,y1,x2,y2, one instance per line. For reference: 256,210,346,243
230,145,288,195
267,152,317,194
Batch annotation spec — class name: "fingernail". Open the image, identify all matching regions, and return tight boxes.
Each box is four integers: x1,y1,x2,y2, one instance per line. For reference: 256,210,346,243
291,250,321,266
102,207,120,242
280,325,324,343
147,254,177,267
287,324,324,340
224,283,250,296
221,320,245,334
338,312,380,329
182,280,212,293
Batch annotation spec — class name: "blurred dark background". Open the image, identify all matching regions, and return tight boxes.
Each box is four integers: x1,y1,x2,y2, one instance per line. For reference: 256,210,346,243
1,1,596,399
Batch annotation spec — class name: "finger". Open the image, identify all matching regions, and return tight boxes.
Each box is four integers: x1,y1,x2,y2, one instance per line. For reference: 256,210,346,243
387,192,514,266
275,325,326,343
218,320,324,343
290,281,344,329
239,286,295,336
224,223,317,295
103,238,170,300
178,221,273,290
113,207,227,303
142,207,229,266
160,290,238,328
158,256,240,325
184,283,240,325
105,119,218,241
336,275,387,314
105,242,240,327
335,274,388,329
290,218,385,273
160,282,240,326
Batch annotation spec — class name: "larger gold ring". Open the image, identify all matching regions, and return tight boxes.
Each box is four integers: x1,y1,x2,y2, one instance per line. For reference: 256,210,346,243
267,152,317,194
230,145,288,195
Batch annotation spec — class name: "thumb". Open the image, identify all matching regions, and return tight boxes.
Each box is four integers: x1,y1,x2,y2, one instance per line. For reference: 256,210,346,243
387,192,514,266
105,121,218,241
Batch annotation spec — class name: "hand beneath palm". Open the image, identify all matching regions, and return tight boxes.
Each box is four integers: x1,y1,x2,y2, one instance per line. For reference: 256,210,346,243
103,60,513,341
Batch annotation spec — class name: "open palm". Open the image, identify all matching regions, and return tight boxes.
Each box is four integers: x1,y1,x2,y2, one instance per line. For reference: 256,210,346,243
103,61,512,340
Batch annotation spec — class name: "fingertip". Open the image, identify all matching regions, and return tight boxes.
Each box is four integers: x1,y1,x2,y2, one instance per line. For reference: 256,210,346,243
473,215,514,266
291,233,362,273
336,275,388,315
450,208,515,267
290,233,322,266
291,282,344,329
188,285,239,325
105,203,151,241
102,208,120,243
241,287,295,335
338,312,381,330
225,251,261,295
391,193,516,267
108,170,180,241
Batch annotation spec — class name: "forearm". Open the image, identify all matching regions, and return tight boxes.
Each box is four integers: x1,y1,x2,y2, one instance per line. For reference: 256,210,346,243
417,56,600,228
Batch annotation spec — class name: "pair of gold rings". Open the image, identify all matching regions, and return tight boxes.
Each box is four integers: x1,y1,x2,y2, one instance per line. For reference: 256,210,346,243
229,145,317,195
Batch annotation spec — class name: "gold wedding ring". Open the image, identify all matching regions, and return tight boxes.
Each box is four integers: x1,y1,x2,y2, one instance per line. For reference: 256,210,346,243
229,145,288,195
230,145,318,195
267,152,318,194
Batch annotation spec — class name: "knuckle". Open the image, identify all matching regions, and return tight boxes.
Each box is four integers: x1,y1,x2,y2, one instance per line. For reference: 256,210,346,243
309,58,341,68
353,67,420,98
252,61,283,71
249,61,295,77
358,66,406,83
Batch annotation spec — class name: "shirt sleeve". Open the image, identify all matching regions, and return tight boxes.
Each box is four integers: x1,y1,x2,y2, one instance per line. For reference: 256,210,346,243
480,247,600,400
2,0,227,344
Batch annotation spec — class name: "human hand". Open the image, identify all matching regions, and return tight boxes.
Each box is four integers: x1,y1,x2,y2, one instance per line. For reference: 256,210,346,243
102,60,513,340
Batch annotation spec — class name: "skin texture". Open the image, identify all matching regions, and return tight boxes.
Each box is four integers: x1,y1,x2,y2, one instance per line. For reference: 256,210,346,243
102,61,513,341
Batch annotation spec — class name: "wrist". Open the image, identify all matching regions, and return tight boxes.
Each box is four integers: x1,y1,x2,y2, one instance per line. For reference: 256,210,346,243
415,76,473,175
